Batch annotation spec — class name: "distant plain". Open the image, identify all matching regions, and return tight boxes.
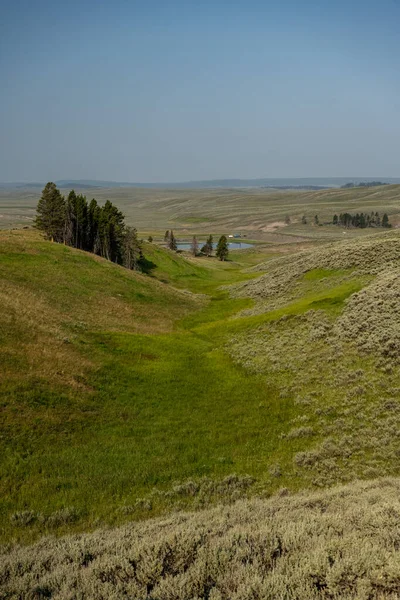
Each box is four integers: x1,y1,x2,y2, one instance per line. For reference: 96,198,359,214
2,184,400,243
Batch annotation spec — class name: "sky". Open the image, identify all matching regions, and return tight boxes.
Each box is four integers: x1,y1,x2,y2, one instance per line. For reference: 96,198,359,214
1,0,400,182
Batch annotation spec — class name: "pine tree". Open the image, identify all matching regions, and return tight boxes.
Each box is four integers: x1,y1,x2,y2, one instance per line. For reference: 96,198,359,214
164,230,170,242
190,236,199,256
382,213,390,228
216,235,229,261
123,226,143,270
64,190,76,247
202,234,213,256
314,215,319,226
36,182,66,242
168,230,177,251
63,191,89,249
301,215,307,225
96,200,125,262
87,198,100,253
333,214,338,225
75,194,88,249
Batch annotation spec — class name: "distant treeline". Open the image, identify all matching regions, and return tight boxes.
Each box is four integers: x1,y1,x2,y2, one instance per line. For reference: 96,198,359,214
36,182,143,270
333,212,391,229
341,181,388,189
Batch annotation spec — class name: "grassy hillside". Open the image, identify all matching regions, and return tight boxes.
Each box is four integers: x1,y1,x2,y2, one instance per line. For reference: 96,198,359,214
1,230,286,543
3,477,400,599
4,225,400,591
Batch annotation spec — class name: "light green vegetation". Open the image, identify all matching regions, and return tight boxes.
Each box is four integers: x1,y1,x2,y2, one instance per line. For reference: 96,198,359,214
2,184,400,242
1,230,286,543
4,223,400,599
4,478,400,599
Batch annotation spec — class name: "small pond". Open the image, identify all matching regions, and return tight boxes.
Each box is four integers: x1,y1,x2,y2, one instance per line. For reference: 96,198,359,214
175,241,253,251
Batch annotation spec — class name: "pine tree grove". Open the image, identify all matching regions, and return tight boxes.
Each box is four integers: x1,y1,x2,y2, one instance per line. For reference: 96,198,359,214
333,211,390,229
35,183,144,270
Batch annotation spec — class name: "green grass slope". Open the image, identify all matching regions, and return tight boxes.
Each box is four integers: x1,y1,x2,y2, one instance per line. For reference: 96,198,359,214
1,231,284,543
3,227,400,556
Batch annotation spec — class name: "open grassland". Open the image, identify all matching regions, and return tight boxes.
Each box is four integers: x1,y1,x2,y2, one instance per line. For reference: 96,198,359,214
1,230,290,544
4,478,400,599
2,184,400,241
4,225,400,597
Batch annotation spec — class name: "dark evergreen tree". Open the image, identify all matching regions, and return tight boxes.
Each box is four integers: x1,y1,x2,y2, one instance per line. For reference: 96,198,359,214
64,190,76,246
168,230,177,251
333,214,338,225
36,182,66,242
75,194,88,249
97,200,125,262
148,235,153,243
216,235,229,261
64,191,89,249
123,227,143,270
314,215,319,226
87,198,100,253
202,234,213,256
36,185,146,270
301,215,307,225
382,213,390,228
164,230,170,242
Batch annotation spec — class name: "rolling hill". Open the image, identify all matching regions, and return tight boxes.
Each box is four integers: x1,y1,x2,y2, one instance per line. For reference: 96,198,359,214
2,184,400,239
3,226,400,598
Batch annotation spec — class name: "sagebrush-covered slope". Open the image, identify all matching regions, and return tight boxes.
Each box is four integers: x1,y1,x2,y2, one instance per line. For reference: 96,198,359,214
232,231,400,303
3,477,400,599
226,230,400,489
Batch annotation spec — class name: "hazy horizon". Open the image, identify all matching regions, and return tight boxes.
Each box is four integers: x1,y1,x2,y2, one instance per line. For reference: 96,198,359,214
2,176,400,187
2,0,400,182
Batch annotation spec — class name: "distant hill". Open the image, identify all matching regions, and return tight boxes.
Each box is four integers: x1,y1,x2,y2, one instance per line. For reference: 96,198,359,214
2,177,400,190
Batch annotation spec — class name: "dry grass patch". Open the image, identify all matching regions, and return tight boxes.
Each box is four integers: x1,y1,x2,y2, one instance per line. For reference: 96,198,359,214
4,478,400,598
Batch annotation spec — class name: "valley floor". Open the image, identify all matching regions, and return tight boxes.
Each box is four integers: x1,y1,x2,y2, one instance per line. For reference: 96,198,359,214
3,227,400,598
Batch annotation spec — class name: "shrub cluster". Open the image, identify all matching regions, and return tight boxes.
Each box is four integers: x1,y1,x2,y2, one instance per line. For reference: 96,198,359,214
334,269,400,361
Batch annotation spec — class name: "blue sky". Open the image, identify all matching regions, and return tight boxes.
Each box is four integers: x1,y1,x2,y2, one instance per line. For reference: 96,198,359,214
1,0,399,182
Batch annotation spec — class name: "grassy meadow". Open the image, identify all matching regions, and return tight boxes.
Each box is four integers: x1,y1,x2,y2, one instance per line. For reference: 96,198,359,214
1,229,294,544
3,184,400,597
